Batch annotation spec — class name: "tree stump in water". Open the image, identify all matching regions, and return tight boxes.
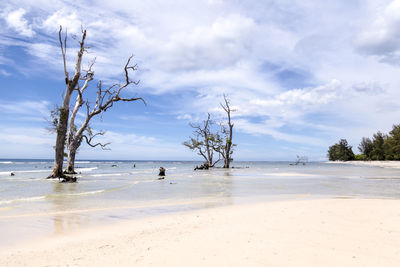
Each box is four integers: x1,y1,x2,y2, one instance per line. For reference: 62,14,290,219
159,167,166,176
61,176,77,183
194,162,210,170
64,166,77,174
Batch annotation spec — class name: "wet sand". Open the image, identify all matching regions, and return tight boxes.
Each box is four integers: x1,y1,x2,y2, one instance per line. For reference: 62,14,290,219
1,198,399,266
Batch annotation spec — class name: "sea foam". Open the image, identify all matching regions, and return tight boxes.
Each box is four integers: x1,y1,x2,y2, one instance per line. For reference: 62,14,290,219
0,196,46,205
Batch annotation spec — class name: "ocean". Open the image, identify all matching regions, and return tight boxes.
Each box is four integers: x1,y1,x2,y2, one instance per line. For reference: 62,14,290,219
1,159,400,247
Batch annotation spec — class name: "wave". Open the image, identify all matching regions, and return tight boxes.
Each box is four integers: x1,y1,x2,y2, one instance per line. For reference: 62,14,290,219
75,161,91,164
0,161,13,164
0,189,107,205
90,172,127,177
0,169,50,176
0,171,14,176
75,167,98,172
0,196,46,205
264,172,317,177
18,169,49,173
46,189,107,198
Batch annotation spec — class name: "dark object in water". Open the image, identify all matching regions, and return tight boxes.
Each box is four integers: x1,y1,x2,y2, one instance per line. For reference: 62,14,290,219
159,167,166,176
290,155,308,166
158,176,165,180
133,164,136,168
64,166,77,174
194,162,210,170
111,164,117,167
60,176,77,183
10,172,15,176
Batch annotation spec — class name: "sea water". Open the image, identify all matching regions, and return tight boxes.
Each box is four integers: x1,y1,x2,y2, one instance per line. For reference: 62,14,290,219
1,159,400,247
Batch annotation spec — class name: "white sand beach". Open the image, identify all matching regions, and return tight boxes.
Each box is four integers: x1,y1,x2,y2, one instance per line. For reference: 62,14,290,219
1,198,399,267
327,160,400,169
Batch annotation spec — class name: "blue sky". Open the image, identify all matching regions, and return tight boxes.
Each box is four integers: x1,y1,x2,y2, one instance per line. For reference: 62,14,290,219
1,0,400,161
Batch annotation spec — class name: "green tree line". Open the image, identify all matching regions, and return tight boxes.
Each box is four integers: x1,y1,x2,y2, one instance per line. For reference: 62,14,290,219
328,124,400,161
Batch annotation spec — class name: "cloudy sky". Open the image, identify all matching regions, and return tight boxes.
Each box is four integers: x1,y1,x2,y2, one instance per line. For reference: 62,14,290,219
1,0,400,161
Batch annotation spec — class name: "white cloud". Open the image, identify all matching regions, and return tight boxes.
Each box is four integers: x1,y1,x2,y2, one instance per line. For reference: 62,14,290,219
356,0,400,63
0,69,11,76
0,127,53,145
177,114,192,120
156,14,256,71
4,8,35,37
75,130,194,160
41,9,82,34
0,100,51,116
235,119,326,146
1,0,400,159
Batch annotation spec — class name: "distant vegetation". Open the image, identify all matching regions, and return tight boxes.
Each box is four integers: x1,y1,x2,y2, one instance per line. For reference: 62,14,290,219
328,124,400,161
328,139,355,161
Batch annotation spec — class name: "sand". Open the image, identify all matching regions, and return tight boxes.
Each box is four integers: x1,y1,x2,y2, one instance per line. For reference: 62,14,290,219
1,199,400,266
327,160,400,169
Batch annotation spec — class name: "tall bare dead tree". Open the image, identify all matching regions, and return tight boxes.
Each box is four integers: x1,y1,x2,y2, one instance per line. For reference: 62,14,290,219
219,95,236,168
183,113,222,167
65,56,144,175
49,26,87,178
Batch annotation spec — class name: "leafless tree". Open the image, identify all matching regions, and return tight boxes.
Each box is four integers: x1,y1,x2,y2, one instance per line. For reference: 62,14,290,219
183,113,222,167
64,55,145,175
49,26,87,178
218,95,236,168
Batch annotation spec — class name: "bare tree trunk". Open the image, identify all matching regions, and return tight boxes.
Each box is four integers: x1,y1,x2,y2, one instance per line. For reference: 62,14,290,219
204,113,214,166
223,112,233,168
49,26,86,178
51,107,69,177
65,141,78,174
223,124,233,168
221,95,234,168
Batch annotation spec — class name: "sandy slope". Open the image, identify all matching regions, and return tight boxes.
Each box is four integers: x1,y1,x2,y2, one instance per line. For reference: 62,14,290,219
1,199,400,266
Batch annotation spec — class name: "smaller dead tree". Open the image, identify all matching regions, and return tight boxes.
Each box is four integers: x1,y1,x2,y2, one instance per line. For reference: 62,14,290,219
65,56,145,176
183,113,222,167
218,95,236,168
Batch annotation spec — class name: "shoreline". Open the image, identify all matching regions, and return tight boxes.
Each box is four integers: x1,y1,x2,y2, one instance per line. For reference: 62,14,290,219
326,160,400,168
1,198,399,266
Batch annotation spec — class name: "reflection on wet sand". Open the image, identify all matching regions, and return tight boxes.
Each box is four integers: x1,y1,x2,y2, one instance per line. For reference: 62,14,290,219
51,182,88,235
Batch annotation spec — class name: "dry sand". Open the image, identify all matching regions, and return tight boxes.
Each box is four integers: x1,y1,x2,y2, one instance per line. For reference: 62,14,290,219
327,160,400,169
1,199,400,266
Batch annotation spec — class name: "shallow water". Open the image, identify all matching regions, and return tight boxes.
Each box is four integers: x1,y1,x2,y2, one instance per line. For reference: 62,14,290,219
1,159,400,247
